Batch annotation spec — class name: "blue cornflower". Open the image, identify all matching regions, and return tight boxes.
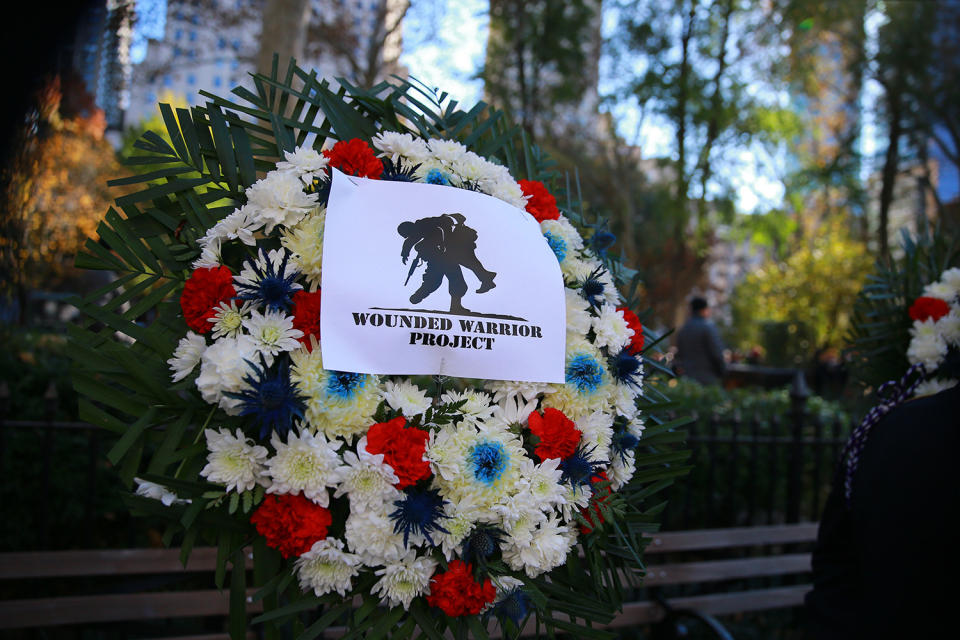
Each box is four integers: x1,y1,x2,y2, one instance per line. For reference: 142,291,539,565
543,231,567,263
326,371,366,399
611,428,640,462
468,440,509,486
425,168,450,185
486,587,532,626
579,265,609,308
461,525,505,564
609,349,643,389
389,487,449,547
566,353,604,393
234,249,301,311
560,444,607,489
225,354,305,440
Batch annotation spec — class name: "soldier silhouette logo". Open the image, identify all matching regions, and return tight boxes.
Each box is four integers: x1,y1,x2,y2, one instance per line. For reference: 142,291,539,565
397,213,496,315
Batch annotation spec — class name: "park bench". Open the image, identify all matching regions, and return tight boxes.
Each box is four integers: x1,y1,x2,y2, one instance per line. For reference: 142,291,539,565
0,522,817,638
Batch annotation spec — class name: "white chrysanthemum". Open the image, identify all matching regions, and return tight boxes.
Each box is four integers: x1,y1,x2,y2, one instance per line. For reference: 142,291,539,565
567,258,621,307
295,538,361,596
425,422,527,513
485,380,557,405
198,206,260,250
592,304,633,351
938,310,960,346
576,411,614,463
427,138,468,166
559,481,593,522
290,347,380,440
281,210,326,291
382,379,431,418
487,178,528,209
609,451,637,491
914,378,959,398
516,456,567,508
234,248,304,302
372,551,437,608
168,332,206,382
372,130,430,162
502,515,572,578
440,389,494,425
245,170,319,233
195,335,258,414
208,300,251,339
907,318,949,370
541,216,584,252
265,429,347,506
565,287,592,336
334,436,401,512
243,309,303,357
134,478,190,505
345,508,407,566
276,145,329,184
192,237,224,268
610,381,641,419
936,267,960,300
200,428,269,492
450,150,497,183
495,496,547,548
486,394,538,430
435,503,478,560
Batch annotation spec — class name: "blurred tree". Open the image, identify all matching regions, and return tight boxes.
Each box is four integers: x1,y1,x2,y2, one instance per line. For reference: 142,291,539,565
257,0,312,76
0,76,129,323
729,218,872,359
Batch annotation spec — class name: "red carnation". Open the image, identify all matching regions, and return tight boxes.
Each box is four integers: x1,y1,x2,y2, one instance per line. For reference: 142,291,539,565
292,289,323,350
518,179,560,223
617,306,645,355
365,416,431,489
323,138,383,179
579,471,612,534
180,266,235,334
909,296,951,322
250,493,332,558
426,560,497,617
527,407,581,461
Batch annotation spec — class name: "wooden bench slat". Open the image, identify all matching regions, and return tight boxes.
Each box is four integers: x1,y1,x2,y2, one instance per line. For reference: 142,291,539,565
0,548,253,579
646,523,819,553
644,553,811,586
0,589,263,628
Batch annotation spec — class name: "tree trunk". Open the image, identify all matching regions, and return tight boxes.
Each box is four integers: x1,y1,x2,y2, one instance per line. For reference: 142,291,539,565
878,90,902,261
257,0,311,76
674,0,696,239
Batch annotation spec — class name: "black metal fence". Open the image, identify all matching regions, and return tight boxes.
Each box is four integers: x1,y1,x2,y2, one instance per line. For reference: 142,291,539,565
661,373,855,531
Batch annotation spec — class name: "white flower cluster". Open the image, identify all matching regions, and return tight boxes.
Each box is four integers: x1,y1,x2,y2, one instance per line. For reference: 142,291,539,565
907,267,960,395
162,137,647,611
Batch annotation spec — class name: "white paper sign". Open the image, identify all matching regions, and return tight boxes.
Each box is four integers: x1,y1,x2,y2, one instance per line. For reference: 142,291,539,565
320,169,565,383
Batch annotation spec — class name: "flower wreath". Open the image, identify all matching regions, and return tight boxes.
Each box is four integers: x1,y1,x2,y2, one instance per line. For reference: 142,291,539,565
72,65,682,638
906,267,960,396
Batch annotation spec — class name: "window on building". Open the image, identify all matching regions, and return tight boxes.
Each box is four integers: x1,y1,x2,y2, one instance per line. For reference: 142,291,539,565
187,74,196,85
164,75,172,87
175,29,182,40
218,37,226,49
231,59,240,70
213,76,222,87
189,30,197,42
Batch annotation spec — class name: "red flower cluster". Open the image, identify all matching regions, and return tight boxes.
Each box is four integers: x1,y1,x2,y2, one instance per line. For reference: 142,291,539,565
323,138,383,179
180,266,235,333
250,493,332,558
292,289,323,350
518,179,560,223
426,560,496,616
579,471,612,534
617,306,645,355
909,296,951,322
365,416,431,489
527,407,581,461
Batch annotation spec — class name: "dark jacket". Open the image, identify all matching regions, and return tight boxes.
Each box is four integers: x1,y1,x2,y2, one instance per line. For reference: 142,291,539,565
806,383,960,638
674,316,725,384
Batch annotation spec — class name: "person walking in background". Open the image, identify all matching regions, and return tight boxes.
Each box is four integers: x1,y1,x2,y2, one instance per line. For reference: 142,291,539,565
674,296,726,384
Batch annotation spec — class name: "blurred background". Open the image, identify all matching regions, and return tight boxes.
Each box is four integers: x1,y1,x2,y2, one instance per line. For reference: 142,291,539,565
0,0,957,637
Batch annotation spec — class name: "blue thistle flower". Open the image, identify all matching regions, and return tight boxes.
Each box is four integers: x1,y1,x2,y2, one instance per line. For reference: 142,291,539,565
486,587,532,626
609,349,643,389
425,168,450,185
468,440,509,486
234,250,301,312
566,354,604,393
225,354,305,440
612,428,640,462
590,230,617,256
381,157,421,182
543,231,567,263
560,444,607,489
579,265,609,308
326,371,366,399
389,487,449,547
461,525,504,563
